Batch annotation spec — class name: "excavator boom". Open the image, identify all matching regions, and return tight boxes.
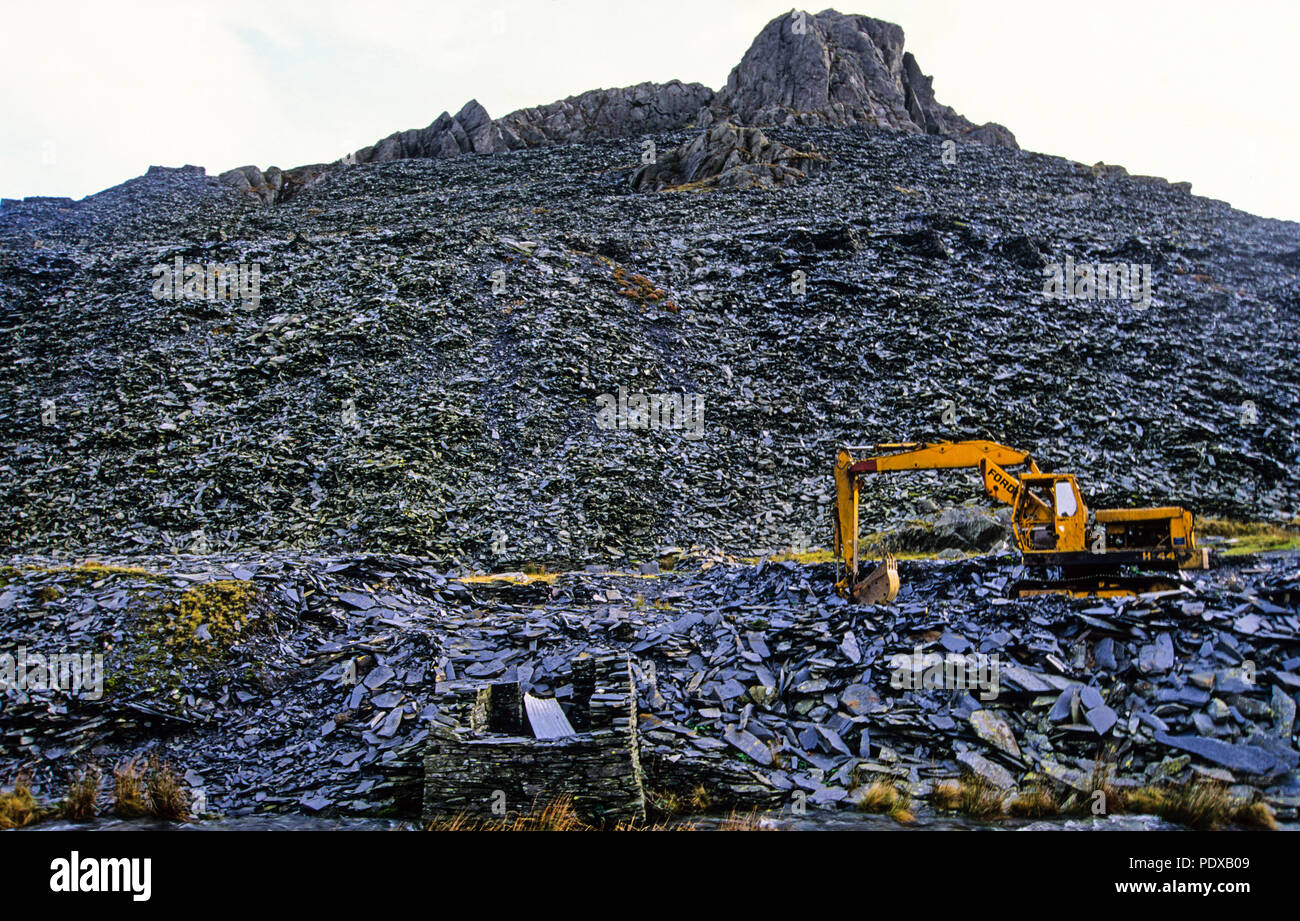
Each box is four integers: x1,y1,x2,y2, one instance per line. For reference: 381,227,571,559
844,440,1041,475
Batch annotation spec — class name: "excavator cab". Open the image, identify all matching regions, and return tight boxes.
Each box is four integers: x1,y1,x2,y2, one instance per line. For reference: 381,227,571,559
1014,475,1087,555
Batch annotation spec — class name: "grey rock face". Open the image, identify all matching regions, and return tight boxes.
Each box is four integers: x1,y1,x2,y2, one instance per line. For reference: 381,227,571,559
218,163,332,205
498,80,715,146
349,81,715,171
218,165,284,206
709,9,1016,147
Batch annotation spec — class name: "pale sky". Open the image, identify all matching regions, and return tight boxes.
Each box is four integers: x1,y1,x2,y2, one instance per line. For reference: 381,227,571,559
2,0,1297,222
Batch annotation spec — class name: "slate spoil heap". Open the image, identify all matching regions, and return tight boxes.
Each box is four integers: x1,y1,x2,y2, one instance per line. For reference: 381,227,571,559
2,123,1298,565
1,552,1297,825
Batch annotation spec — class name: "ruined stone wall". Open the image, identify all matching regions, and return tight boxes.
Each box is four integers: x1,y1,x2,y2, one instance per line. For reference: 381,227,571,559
423,729,644,822
422,651,645,823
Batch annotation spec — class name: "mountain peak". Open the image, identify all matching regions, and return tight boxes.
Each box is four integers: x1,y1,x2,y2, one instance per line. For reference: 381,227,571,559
220,10,1015,203
708,9,1014,145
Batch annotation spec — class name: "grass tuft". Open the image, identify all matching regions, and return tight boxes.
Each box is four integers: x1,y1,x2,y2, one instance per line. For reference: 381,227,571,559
63,763,102,821
145,755,190,821
426,795,711,831
1008,782,1058,818
112,756,191,820
112,759,149,818
1200,518,1300,555
0,776,44,829
958,776,1006,819
929,779,963,811
854,780,914,823
647,784,713,816
1231,800,1278,831
1118,780,1274,830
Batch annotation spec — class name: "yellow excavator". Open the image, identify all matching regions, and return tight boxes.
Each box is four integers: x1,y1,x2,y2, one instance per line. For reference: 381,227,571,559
833,440,1208,601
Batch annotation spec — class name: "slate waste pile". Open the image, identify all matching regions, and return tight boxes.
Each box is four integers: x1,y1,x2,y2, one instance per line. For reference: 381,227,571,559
2,4,1299,828
1,550,1297,824
2,116,1298,566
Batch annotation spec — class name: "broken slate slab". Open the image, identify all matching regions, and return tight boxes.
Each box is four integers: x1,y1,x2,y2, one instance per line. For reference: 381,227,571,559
1153,731,1298,777
1080,686,1104,710
299,793,332,812
1138,633,1175,674
969,708,1022,759
1094,638,1117,671
840,683,884,715
956,751,1016,790
723,726,774,766
1085,705,1117,735
337,591,375,610
1270,686,1296,738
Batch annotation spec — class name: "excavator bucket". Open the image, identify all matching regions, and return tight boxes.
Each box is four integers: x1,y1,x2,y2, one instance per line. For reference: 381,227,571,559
834,449,900,604
849,552,899,605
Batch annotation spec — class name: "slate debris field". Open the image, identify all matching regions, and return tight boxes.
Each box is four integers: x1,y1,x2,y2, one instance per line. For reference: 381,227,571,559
1,552,1297,822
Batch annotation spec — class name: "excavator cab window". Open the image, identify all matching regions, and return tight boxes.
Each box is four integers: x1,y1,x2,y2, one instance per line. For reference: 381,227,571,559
1021,481,1057,548
1026,482,1054,515
1054,480,1078,517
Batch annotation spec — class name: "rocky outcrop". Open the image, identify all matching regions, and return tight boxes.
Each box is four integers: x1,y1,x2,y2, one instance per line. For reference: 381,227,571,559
218,163,332,205
218,165,286,205
497,80,715,146
219,9,1016,202
347,82,715,170
630,122,826,192
352,99,522,164
705,9,1015,147
889,507,1014,554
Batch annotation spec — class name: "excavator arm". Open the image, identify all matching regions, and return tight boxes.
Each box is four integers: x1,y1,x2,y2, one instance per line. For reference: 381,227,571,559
834,441,1044,602
846,440,1042,476
837,442,1042,539
979,457,1023,506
